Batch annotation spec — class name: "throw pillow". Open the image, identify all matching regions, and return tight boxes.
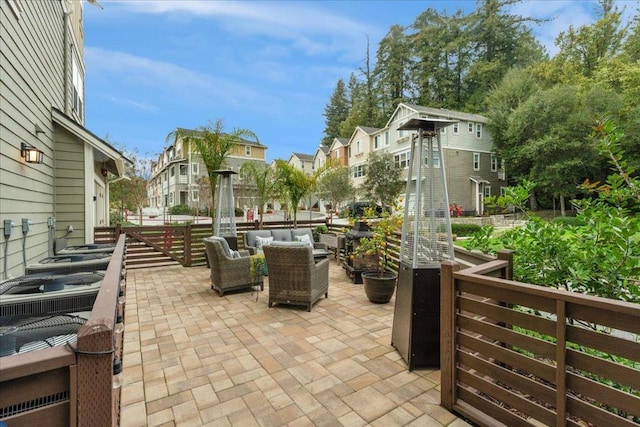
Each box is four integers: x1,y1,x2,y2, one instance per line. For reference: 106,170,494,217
255,236,274,254
294,234,313,247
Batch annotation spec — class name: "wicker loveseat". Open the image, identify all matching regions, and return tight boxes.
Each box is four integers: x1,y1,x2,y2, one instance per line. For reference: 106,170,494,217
244,228,328,256
203,236,263,296
262,242,329,311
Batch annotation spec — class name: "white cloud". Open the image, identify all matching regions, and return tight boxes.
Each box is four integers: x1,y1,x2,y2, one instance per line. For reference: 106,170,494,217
85,47,285,112
100,1,377,58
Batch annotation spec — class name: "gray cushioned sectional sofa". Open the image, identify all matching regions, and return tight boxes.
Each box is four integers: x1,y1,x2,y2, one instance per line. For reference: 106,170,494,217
244,228,328,257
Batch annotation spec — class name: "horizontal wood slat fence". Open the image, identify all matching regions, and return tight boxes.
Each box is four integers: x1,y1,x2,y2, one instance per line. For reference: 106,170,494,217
95,219,330,269
441,251,640,427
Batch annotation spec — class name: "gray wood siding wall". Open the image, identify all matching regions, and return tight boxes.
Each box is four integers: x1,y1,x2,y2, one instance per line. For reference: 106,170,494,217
54,127,86,246
0,1,70,277
444,149,501,214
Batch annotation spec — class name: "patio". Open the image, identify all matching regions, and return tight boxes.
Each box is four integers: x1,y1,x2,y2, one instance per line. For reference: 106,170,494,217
120,258,471,426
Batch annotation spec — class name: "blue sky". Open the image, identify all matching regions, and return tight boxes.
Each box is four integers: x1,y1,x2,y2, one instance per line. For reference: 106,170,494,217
84,0,633,162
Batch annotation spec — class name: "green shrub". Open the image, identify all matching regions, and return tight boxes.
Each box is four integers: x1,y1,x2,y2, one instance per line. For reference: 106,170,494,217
235,207,245,217
313,224,329,242
451,223,482,236
551,216,584,226
169,204,191,215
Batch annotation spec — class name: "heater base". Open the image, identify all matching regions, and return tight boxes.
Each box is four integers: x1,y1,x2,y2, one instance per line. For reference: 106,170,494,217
391,263,441,370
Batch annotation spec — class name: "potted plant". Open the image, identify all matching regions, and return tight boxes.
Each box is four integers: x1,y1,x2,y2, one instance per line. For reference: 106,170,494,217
353,211,402,303
250,253,267,281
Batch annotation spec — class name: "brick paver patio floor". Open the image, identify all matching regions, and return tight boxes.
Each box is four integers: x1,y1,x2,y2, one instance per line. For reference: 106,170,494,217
120,259,470,426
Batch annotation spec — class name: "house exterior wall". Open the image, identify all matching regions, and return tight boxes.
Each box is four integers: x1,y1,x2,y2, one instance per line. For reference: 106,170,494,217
148,136,267,211
348,127,374,190
1,1,66,278
383,103,502,215
1,1,123,278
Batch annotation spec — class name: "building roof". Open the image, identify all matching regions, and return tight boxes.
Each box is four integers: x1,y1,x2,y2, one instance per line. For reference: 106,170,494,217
291,152,314,161
172,127,265,147
401,103,489,124
358,126,382,135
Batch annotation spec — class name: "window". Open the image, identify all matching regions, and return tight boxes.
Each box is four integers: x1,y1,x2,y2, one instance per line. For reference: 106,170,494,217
356,140,361,154
170,167,175,177
476,123,482,139
72,54,84,121
169,192,174,204
491,155,498,172
192,191,199,201
432,151,441,168
441,127,446,135
334,150,340,159
179,165,187,176
353,164,366,178
348,146,352,157
483,186,492,198
398,122,405,138
385,131,390,146
468,122,474,133
500,187,507,196
301,161,305,170
394,151,411,169
192,163,199,175
423,151,441,168
453,123,459,134
245,145,251,156
473,153,480,171
374,135,380,149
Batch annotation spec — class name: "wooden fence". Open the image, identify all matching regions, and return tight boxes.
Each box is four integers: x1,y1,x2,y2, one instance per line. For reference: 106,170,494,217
441,252,640,426
0,235,127,426
95,219,330,269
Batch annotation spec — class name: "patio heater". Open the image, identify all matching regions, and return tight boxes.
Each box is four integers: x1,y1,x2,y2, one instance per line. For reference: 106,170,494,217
213,169,238,250
391,117,457,370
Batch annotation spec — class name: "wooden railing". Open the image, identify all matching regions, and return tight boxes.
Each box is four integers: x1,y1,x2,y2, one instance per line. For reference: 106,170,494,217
440,252,640,426
0,235,127,426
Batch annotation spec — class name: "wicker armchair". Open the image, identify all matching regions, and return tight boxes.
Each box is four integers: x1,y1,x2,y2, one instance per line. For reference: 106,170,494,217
263,243,329,311
203,237,263,296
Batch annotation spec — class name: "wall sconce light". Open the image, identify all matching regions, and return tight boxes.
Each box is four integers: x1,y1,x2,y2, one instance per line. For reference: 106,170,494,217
21,142,44,164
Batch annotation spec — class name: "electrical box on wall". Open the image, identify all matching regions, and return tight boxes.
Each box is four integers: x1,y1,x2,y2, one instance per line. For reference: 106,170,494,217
4,219,15,238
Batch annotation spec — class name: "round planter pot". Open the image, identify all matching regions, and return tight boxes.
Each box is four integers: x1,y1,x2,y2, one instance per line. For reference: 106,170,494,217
361,271,397,304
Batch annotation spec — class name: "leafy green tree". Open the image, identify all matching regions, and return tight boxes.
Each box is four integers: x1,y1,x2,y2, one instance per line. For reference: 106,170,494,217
195,175,212,215
622,9,640,61
167,119,259,213
240,162,277,228
470,119,639,302
109,149,152,225
374,25,412,119
322,79,350,147
273,161,313,227
554,0,628,78
315,163,355,223
410,8,470,109
464,0,546,110
361,152,404,210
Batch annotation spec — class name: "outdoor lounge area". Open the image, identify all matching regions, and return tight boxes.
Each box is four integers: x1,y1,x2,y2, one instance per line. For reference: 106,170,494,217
119,259,469,426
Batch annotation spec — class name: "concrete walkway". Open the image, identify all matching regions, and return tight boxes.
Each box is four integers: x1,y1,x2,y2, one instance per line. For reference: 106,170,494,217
120,259,470,426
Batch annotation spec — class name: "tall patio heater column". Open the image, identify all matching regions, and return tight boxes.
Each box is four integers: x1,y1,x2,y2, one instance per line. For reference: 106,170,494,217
213,169,238,250
391,118,457,370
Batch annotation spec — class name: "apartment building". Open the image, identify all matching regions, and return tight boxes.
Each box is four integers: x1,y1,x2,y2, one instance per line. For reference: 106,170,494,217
148,129,267,212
